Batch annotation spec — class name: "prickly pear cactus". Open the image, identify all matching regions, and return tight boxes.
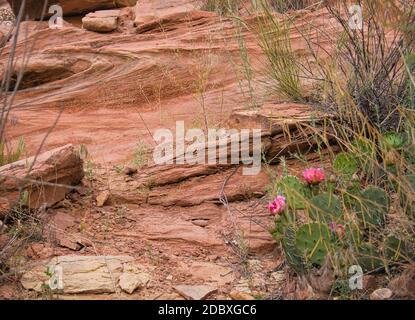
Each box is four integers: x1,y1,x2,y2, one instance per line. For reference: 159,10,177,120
333,152,359,176
382,132,407,151
272,211,294,243
308,193,343,223
295,223,333,267
400,174,415,218
355,243,383,272
383,235,408,262
277,175,309,210
339,223,362,249
282,226,305,273
354,186,389,228
352,139,376,172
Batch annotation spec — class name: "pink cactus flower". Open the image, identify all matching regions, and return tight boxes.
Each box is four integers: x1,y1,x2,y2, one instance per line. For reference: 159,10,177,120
302,168,325,185
335,224,346,238
329,222,345,238
268,195,286,215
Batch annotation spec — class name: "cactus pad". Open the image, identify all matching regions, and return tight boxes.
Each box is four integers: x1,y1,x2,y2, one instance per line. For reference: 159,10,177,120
355,243,383,272
282,226,305,273
309,193,343,222
333,152,359,176
383,235,408,262
354,186,389,228
382,132,407,150
295,223,333,267
277,175,309,210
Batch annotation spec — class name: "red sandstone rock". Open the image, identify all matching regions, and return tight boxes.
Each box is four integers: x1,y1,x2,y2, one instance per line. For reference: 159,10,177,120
0,144,84,211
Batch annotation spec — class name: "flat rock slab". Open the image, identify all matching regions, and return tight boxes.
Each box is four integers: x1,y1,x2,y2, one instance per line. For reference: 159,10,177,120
174,285,217,300
82,10,121,32
21,255,134,294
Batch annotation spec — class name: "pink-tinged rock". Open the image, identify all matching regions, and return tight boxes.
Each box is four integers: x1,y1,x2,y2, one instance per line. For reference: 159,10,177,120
174,284,217,300
82,10,120,33
0,144,84,211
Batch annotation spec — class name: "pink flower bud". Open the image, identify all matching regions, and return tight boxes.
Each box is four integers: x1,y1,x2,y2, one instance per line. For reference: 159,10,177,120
302,168,325,185
268,195,286,215
329,222,345,238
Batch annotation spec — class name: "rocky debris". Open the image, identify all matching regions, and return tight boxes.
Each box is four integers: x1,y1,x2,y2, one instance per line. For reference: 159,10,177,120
118,272,151,294
96,190,110,207
26,243,54,260
45,212,87,251
174,284,217,300
0,144,84,211
270,271,285,285
7,0,137,19
21,255,135,294
388,267,415,299
229,290,255,300
82,10,120,33
49,212,76,230
0,220,5,233
56,237,82,251
118,263,152,294
370,288,393,300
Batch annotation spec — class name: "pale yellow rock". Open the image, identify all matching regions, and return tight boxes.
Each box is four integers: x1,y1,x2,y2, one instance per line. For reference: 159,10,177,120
82,10,120,32
174,285,217,300
370,288,393,300
96,190,110,207
20,255,134,294
270,271,286,284
118,272,151,294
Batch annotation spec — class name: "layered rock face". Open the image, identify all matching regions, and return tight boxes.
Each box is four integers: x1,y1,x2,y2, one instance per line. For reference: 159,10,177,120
7,0,137,19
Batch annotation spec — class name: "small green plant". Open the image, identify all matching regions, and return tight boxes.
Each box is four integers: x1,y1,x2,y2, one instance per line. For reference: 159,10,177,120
254,0,305,101
85,159,94,181
114,165,124,174
202,0,243,15
79,144,94,181
0,137,25,166
132,142,149,169
271,0,319,13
